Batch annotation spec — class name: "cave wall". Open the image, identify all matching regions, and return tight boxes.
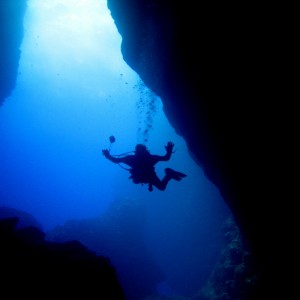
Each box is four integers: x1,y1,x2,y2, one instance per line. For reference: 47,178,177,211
106,0,272,237
106,0,287,298
0,0,27,105
0,217,125,299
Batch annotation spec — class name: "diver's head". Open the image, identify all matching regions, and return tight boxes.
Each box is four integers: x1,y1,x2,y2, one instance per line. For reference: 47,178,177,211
135,144,149,155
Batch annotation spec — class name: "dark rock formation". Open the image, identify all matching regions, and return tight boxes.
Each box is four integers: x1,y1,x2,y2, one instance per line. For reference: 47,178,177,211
201,216,260,300
0,0,27,105
106,0,290,298
0,217,125,299
0,206,43,230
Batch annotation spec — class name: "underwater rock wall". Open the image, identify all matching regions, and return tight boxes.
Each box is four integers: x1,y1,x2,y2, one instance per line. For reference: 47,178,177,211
200,216,260,300
0,0,27,105
0,217,125,299
106,0,287,299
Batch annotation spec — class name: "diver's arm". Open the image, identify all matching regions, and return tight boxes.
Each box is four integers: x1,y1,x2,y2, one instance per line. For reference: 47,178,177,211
102,149,125,163
164,141,174,160
154,142,174,162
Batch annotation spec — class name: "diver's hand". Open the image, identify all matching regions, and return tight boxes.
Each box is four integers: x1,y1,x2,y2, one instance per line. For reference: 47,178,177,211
102,149,110,158
165,141,174,154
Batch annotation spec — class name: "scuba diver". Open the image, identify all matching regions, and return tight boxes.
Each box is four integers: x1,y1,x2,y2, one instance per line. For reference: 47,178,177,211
102,141,187,192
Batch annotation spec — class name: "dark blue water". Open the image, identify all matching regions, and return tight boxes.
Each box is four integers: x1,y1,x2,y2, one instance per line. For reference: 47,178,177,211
0,1,231,299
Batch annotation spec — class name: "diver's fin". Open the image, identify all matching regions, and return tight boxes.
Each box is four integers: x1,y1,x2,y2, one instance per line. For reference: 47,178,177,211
165,168,187,181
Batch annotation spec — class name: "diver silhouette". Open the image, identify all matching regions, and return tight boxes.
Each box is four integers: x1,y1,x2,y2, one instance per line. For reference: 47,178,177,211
102,142,187,191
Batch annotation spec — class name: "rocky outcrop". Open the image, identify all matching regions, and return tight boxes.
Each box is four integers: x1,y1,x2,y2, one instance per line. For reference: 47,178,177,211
0,217,125,299
0,206,43,230
0,0,27,105
106,1,289,298
201,216,260,300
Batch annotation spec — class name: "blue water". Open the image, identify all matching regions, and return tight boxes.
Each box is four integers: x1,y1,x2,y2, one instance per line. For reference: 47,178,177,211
0,0,231,299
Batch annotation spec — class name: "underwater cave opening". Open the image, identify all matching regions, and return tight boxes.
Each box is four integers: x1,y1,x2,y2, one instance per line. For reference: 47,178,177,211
0,0,232,298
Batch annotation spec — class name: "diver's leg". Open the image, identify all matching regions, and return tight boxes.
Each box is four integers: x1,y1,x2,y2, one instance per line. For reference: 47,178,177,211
151,169,187,191
151,174,171,191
